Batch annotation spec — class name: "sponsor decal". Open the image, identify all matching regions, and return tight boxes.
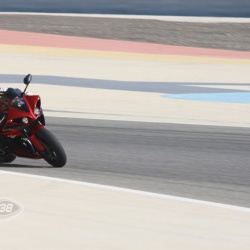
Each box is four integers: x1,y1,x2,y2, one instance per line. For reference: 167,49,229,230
0,199,22,220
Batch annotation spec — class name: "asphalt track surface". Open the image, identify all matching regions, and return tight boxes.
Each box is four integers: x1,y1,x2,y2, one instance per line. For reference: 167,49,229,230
1,117,250,208
0,14,250,51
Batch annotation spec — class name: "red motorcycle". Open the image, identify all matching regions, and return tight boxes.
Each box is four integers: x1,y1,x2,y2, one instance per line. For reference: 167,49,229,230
0,74,67,167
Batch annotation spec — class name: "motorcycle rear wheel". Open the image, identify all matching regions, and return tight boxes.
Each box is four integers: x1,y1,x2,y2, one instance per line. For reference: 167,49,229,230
0,154,16,163
36,128,67,168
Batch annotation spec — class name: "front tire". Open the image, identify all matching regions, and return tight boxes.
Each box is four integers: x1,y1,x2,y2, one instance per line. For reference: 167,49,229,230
36,128,67,167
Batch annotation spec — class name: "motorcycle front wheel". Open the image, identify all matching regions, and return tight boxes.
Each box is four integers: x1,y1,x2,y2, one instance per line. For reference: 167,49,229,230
36,128,67,168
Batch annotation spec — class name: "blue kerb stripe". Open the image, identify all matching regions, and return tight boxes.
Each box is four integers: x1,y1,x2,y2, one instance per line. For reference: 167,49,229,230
163,92,250,104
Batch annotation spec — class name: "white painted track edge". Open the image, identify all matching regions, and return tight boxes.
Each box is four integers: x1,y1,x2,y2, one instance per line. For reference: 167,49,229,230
0,12,250,23
1,170,250,213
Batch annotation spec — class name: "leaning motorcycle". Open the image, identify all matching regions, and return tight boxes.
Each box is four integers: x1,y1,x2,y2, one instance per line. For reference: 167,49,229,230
0,74,67,167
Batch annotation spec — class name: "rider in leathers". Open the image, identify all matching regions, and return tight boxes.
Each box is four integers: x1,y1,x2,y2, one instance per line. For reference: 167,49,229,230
0,87,7,128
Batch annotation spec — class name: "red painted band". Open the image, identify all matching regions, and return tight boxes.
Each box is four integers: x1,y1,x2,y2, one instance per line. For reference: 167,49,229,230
0,29,250,59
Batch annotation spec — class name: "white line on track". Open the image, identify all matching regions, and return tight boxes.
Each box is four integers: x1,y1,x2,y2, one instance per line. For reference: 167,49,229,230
1,169,250,213
0,12,250,23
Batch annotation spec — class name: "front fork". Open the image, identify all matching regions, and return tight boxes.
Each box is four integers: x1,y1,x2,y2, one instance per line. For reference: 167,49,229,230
25,122,45,152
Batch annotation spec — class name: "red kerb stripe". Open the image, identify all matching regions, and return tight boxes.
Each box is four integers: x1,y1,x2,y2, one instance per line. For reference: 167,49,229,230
0,30,250,60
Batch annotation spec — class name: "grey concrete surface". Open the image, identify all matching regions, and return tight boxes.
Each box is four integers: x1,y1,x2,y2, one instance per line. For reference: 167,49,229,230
1,172,250,250
0,14,250,51
1,117,250,208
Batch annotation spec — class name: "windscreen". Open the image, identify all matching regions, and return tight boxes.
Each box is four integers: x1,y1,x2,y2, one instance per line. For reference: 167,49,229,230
2,88,29,112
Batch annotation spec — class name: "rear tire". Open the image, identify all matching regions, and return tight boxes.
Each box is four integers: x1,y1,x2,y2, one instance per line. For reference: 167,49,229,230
0,154,16,163
4,154,16,163
36,128,67,167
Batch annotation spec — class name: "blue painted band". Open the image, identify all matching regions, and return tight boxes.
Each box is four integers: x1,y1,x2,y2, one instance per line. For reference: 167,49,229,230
164,92,250,104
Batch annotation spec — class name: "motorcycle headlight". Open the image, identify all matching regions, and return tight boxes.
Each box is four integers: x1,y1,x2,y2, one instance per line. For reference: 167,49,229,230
22,117,29,124
34,107,40,116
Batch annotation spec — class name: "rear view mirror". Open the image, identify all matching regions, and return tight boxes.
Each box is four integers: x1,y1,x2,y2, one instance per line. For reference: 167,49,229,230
22,74,32,97
23,74,32,85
